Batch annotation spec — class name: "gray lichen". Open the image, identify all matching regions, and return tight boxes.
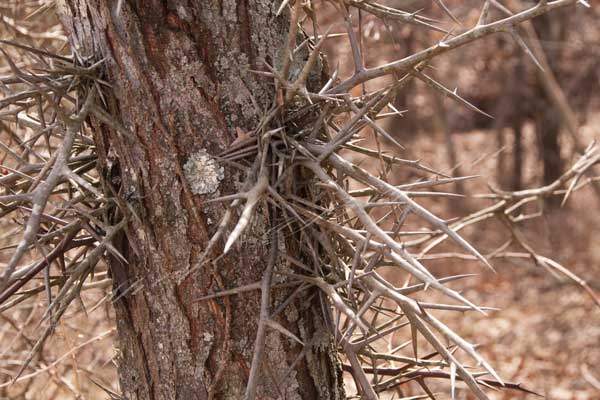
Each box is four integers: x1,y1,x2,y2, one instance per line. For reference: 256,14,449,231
183,149,224,195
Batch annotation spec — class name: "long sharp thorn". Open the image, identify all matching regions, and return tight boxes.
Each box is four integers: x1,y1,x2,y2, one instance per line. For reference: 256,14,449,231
224,175,268,254
433,0,462,26
510,28,544,71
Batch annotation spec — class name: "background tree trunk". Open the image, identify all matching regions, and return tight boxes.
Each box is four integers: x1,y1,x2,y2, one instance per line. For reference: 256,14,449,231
57,2,344,399
533,12,566,203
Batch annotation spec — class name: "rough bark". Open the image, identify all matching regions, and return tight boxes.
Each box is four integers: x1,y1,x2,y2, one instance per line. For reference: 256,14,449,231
57,2,344,399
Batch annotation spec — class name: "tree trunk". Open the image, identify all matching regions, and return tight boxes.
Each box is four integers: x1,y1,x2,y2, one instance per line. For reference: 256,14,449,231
533,13,565,194
511,121,523,191
57,2,344,399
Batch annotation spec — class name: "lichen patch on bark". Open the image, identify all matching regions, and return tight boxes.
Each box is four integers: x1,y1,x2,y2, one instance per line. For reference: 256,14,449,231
183,149,224,195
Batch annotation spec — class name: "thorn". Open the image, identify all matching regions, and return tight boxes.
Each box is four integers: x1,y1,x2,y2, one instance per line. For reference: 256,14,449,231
276,0,291,16
509,28,544,72
451,362,457,400
266,318,304,345
414,70,494,119
578,0,591,7
224,174,268,254
433,0,462,26
116,0,124,16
